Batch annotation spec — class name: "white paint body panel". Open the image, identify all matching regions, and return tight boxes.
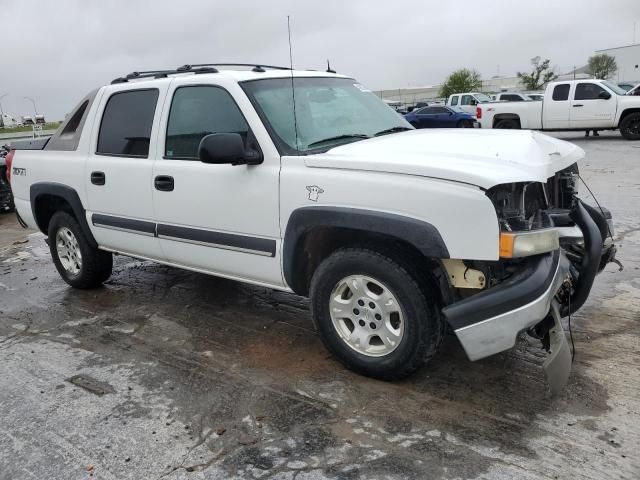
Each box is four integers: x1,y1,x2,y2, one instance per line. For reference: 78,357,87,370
150,75,284,286
304,129,582,189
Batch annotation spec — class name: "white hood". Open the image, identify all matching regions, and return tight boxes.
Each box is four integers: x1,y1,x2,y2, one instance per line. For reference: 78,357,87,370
304,129,583,189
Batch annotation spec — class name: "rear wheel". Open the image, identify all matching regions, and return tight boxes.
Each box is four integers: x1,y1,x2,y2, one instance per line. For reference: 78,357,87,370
494,118,520,129
310,248,443,380
457,119,473,128
619,113,640,140
48,211,113,289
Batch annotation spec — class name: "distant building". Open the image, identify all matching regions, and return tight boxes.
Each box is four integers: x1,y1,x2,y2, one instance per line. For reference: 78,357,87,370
556,65,591,81
595,43,640,83
377,43,640,107
375,76,527,106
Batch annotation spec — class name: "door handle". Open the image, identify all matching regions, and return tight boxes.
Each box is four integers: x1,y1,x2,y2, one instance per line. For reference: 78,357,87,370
573,104,584,107
154,175,174,192
90,171,105,185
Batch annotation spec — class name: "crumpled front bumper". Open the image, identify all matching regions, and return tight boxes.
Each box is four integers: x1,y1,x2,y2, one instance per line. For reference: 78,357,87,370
444,250,570,361
442,200,607,362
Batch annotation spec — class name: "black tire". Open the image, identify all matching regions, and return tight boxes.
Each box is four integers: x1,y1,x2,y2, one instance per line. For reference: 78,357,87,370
48,211,112,289
494,118,520,129
310,248,443,380
457,119,472,128
619,113,640,140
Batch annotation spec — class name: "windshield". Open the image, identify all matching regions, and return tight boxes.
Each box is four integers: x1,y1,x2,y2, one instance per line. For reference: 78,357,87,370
474,93,493,103
241,77,412,154
600,80,627,96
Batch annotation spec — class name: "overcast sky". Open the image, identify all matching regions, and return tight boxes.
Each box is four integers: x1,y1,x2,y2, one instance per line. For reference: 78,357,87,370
2,0,639,120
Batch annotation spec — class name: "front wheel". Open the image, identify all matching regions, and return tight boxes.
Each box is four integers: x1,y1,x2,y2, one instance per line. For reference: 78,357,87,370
620,113,640,140
48,211,113,289
310,248,442,380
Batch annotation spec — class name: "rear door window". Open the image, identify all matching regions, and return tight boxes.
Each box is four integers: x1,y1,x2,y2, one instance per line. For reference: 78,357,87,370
97,89,159,157
552,84,570,101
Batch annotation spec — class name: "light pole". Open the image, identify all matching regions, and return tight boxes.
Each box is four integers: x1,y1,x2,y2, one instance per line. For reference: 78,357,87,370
23,96,38,117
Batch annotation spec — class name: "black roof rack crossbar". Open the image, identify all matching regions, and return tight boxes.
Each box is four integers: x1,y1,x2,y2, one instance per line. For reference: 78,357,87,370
110,63,310,85
110,66,220,84
190,63,293,72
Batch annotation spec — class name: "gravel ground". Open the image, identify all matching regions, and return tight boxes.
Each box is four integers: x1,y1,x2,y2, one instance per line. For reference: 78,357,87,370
0,131,638,480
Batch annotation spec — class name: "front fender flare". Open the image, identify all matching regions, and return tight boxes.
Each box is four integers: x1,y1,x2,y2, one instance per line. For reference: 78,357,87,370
283,206,449,294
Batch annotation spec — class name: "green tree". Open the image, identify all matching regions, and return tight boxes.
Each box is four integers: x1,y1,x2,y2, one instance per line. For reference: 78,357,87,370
439,69,482,98
517,57,557,90
587,54,618,79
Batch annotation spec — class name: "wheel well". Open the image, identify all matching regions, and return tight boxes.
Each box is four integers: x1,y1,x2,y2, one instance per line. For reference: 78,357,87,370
619,108,640,123
289,226,451,304
33,194,74,234
493,114,521,128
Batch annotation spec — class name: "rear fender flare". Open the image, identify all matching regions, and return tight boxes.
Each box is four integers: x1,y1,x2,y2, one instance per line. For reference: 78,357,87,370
30,182,98,248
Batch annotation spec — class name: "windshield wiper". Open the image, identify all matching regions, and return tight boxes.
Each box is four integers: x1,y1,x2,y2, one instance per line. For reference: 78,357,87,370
307,134,369,148
374,126,412,137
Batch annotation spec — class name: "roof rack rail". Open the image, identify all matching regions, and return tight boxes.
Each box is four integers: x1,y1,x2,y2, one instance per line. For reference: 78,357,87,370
111,65,219,84
110,63,321,85
190,63,295,72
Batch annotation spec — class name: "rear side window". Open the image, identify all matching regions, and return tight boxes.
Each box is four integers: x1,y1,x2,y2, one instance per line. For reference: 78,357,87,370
165,86,249,160
552,84,570,101
502,94,523,101
450,96,459,106
97,89,159,157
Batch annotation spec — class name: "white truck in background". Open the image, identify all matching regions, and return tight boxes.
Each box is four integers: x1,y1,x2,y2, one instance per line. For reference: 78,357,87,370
446,92,493,116
477,79,640,140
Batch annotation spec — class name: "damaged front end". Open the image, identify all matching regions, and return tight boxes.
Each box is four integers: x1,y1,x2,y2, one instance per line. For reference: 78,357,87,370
442,163,618,393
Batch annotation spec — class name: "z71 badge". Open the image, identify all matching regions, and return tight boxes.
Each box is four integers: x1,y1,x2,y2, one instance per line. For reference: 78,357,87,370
306,185,324,202
12,167,26,176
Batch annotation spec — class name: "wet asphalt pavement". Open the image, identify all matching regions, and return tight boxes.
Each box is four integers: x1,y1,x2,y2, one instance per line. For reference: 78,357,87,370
0,132,638,480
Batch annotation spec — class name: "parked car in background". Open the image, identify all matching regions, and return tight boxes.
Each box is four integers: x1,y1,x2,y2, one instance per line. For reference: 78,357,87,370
404,105,477,128
492,92,531,102
406,101,429,113
0,144,14,212
618,82,637,92
526,92,545,101
626,83,640,96
446,92,493,116
477,79,640,140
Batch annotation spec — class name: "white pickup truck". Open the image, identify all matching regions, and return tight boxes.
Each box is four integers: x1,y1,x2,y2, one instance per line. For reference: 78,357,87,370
5,64,617,390
446,92,493,116
477,79,640,140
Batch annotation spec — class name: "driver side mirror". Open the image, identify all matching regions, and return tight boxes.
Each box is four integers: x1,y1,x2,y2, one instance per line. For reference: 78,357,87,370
598,91,612,100
198,133,262,166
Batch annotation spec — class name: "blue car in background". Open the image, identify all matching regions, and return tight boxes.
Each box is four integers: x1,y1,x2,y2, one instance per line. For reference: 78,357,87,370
404,105,478,129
